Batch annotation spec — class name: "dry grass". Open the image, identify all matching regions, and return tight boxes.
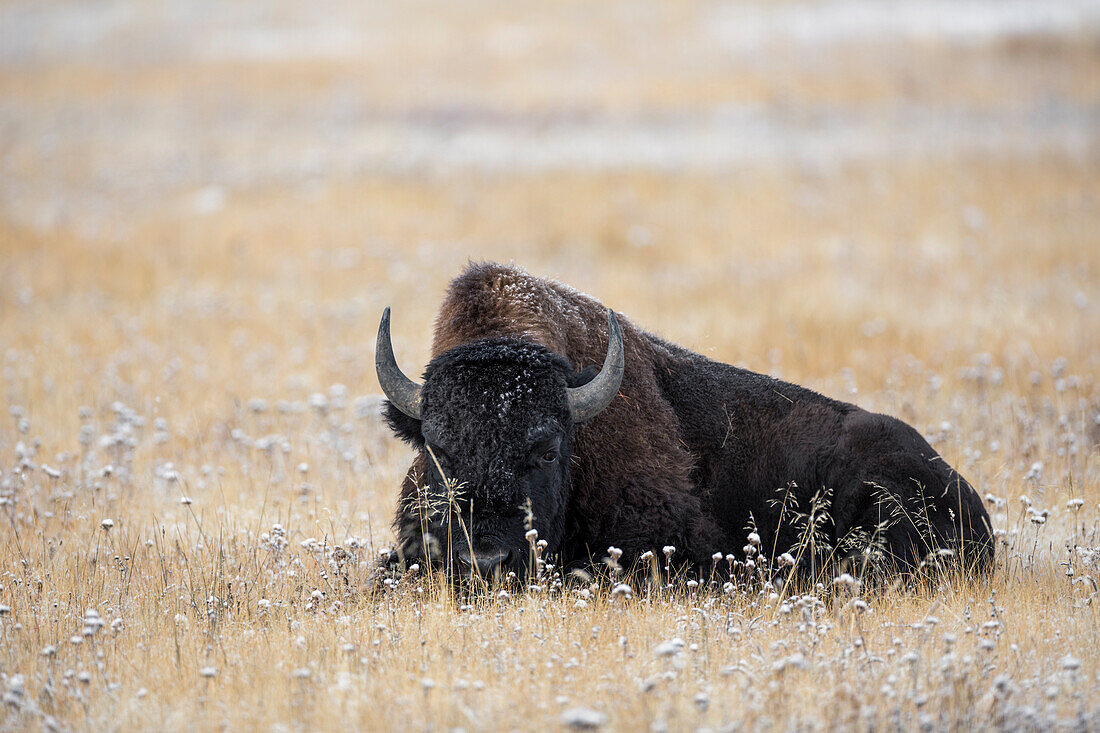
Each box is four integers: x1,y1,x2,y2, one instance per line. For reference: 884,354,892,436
2,0,1100,729
2,160,1098,731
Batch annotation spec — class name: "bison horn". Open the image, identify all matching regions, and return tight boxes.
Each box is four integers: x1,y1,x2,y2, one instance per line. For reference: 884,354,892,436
376,307,423,419
567,309,625,423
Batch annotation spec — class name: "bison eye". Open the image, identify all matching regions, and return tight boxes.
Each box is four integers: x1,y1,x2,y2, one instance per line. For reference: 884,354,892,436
539,449,559,465
425,444,452,470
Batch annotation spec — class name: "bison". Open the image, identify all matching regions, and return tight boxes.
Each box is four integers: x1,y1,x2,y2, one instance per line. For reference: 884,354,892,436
377,262,993,582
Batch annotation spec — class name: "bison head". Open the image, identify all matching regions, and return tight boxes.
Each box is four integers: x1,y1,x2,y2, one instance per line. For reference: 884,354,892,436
376,307,623,580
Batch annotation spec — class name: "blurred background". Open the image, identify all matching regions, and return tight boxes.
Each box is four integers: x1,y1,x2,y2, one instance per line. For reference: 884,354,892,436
4,1,1099,202
1,0,1098,511
4,0,1098,218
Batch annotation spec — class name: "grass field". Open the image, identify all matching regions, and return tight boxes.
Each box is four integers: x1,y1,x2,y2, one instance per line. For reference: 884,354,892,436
2,1,1099,730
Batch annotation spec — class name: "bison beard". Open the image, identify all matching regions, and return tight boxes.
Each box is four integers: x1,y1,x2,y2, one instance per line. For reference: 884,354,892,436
379,262,994,582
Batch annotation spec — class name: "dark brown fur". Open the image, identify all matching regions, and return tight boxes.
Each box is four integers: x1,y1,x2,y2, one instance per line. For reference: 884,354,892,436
396,262,725,564
391,261,993,575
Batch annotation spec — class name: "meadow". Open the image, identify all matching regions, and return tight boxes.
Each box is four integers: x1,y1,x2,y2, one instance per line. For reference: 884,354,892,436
2,1,1099,730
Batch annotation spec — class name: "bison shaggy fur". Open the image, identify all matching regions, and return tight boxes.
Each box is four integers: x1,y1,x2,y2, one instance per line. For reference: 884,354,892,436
383,262,993,580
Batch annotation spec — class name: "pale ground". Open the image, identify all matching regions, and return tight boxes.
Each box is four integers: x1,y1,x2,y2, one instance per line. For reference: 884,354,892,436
1,1,1099,731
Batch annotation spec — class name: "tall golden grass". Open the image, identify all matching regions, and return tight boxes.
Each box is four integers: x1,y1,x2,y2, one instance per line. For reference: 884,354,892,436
1,158,1097,729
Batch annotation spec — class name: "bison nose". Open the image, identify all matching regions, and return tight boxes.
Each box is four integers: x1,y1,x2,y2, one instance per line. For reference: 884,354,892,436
455,546,513,576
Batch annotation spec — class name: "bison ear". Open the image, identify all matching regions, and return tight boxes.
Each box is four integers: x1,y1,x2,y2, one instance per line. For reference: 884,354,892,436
383,400,424,447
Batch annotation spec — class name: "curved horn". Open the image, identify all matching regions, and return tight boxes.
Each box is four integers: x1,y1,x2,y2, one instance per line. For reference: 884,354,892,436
567,309,625,423
375,307,423,419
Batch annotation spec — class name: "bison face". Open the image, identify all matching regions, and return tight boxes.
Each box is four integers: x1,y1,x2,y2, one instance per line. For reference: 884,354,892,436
377,309,623,581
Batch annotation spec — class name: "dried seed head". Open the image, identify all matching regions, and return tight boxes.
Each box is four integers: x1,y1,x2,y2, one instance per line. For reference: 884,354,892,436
561,707,607,729
654,638,685,657
833,573,859,590
611,583,633,599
